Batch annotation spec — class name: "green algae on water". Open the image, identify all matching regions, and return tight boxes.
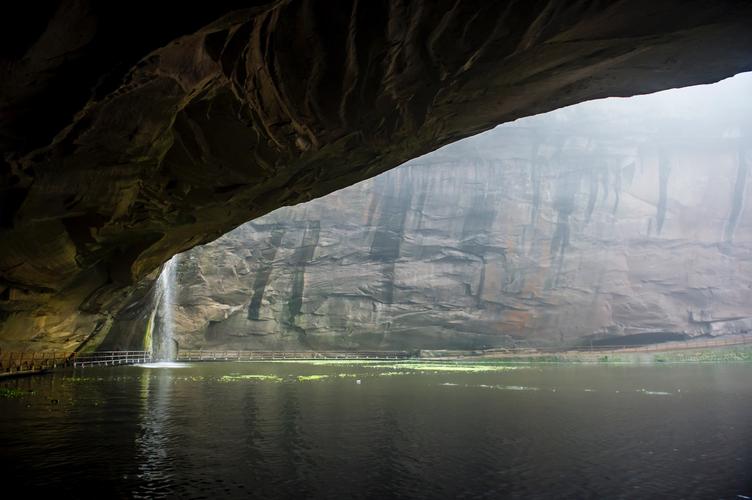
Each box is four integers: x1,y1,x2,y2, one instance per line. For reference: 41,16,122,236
219,374,283,382
296,375,329,381
372,362,524,372
172,376,207,382
263,359,384,366
636,389,672,396
438,382,539,391
0,387,34,398
63,376,107,383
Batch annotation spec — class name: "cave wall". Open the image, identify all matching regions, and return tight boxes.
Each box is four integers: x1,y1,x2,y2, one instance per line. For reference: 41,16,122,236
160,75,752,350
2,1,752,350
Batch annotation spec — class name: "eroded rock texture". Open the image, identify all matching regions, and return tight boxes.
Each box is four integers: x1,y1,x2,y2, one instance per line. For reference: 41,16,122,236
2,1,752,350
146,76,752,350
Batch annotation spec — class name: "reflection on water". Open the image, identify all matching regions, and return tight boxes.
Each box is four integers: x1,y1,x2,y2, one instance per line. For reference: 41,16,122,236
134,362,190,369
135,371,174,497
1,362,751,499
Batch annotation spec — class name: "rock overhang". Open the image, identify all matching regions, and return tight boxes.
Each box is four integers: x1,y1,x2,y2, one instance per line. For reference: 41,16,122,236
2,0,752,349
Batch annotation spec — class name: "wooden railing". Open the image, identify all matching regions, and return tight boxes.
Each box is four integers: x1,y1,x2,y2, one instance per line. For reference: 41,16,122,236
71,351,152,368
3,333,750,374
474,333,752,356
542,334,752,353
177,350,412,361
0,351,75,374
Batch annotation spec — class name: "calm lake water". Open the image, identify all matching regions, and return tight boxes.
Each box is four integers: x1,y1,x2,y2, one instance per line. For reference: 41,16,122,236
1,361,751,499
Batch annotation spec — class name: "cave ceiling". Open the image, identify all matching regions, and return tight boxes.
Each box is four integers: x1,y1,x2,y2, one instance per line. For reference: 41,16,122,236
1,0,751,346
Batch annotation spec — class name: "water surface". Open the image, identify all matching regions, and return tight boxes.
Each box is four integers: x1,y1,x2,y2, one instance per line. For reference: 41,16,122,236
1,362,750,499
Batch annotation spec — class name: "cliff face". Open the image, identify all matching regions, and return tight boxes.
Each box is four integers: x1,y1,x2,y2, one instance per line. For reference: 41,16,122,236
158,75,752,350
3,1,752,351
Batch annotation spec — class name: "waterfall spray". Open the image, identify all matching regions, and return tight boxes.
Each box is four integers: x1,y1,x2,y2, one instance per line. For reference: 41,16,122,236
156,255,179,360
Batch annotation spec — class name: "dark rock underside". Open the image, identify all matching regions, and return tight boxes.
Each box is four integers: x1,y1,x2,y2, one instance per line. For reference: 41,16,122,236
1,1,752,350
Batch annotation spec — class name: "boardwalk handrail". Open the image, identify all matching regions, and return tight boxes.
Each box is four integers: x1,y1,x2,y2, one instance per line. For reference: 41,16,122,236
0,351,75,373
3,333,750,372
177,350,412,361
537,333,752,353
473,333,752,355
72,350,152,367
176,336,752,362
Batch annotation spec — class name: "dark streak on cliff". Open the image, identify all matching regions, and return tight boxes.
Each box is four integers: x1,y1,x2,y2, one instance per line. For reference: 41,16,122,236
287,221,320,332
247,225,285,320
656,150,671,235
724,149,748,244
370,175,412,304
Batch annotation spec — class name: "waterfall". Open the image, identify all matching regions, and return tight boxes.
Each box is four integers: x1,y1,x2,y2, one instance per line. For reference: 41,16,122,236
156,255,179,360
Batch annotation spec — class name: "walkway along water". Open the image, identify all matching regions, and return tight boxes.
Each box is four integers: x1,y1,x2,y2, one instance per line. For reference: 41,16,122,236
177,350,412,361
0,351,75,377
0,351,153,374
71,351,153,368
3,333,751,376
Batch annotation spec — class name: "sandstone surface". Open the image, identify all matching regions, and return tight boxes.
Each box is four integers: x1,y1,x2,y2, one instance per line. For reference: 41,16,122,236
140,76,752,350
2,1,752,350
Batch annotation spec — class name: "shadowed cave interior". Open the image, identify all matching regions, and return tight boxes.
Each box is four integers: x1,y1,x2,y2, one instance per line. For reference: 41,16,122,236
1,1,751,354
2,4,752,499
